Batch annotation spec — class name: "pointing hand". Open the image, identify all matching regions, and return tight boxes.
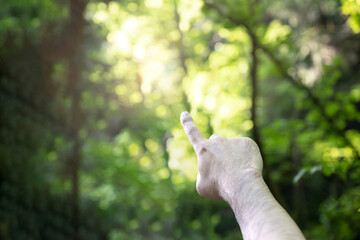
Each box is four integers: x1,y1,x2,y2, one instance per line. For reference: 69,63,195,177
180,111,263,200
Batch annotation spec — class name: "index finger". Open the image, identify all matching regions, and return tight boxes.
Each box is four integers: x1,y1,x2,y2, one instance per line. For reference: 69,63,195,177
180,112,206,150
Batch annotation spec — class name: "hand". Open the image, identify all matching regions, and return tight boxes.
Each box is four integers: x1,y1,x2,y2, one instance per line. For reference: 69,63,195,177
180,111,263,201
180,112,306,239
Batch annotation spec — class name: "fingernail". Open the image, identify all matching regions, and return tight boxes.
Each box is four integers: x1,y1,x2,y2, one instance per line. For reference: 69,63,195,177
181,111,189,118
180,111,191,123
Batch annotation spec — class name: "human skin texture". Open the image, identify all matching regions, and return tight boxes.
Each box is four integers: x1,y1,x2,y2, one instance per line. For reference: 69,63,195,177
180,111,306,240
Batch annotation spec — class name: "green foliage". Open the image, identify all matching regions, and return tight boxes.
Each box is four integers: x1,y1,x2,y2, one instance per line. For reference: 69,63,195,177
341,0,360,33
1,0,360,239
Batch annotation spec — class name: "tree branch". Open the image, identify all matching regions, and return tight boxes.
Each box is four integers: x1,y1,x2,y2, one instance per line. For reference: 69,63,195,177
250,22,288,208
203,0,359,163
204,0,287,205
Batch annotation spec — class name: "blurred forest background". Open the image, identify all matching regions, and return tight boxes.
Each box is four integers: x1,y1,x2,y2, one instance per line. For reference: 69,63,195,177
1,0,360,239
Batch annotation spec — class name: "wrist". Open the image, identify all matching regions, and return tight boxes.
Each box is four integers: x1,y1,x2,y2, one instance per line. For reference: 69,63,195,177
221,168,306,240
220,168,263,203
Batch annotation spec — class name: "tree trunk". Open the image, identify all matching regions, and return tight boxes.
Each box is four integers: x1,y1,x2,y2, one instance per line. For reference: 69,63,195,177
249,36,287,209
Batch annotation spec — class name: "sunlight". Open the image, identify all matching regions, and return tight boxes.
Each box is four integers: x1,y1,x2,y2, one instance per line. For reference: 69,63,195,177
264,20,291,43
107,31,130,53
179,0,203,31
91,3,108,23
238,62,249,74
145,0,163,8
133,45,146,59
187,73,207,107
204,95,216,111
123,17,139,32
92,3,180,97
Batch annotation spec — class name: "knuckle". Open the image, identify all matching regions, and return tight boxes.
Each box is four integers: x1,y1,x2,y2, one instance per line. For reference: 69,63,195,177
240,137,261,154
195,141,209,154
241,137,257,147
187,126,198,135
209,134,224,142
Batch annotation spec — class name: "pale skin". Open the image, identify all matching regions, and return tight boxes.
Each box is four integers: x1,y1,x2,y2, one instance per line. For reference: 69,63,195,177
180,111,306,240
